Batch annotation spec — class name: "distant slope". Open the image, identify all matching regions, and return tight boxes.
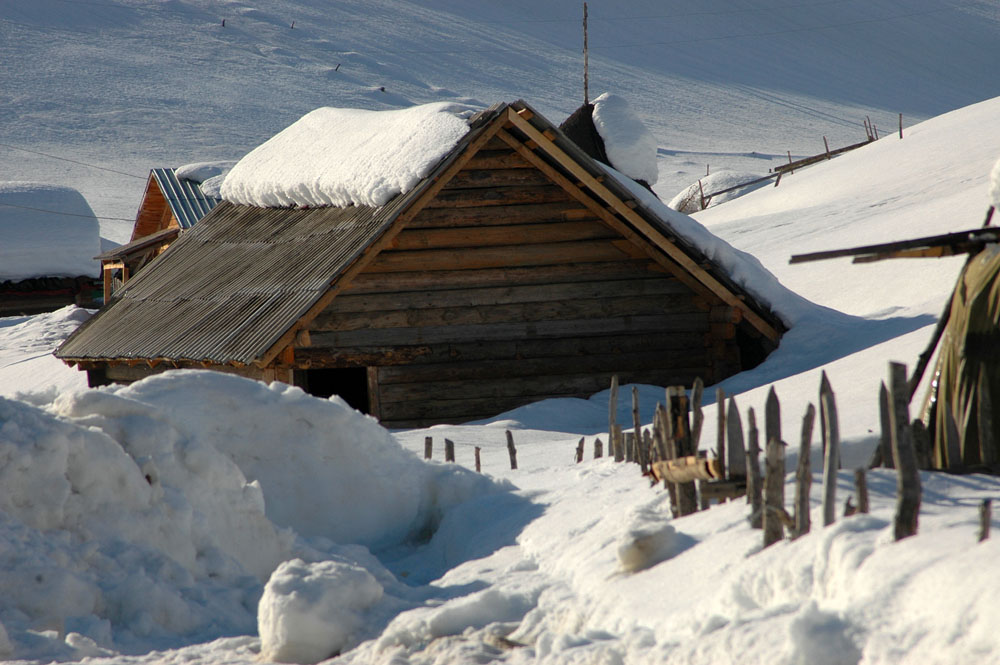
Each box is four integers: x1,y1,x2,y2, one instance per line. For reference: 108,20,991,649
2,0,998,237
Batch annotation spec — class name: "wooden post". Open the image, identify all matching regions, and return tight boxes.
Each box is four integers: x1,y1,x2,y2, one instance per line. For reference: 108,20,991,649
506,430,518,470
424,436,433,460
642,429,653,472
727,397,747,479
632,386,641,464
613,425,625,462
888,362,921,541
821,386,840,527
625,431,636,464
898,113,903,139
795,403,815,538
445,438,455,463
668,388,698,516
609,374,619,458
698,179,707,210
819,372,840,470
594,437,603,459
747,407,763,528
654,404,679,514
877,382,894,468
823,136,831,159
575,437,585,464
979,499,991,542
475,446,482,472
854,468,868,514
716,387,726,479
763,432,786,547
691,377,705,448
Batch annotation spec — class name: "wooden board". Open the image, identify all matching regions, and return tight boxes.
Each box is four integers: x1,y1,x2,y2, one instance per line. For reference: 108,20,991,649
408,202,593,228
651,455,724,483
425,185,571,208
392,220,618,250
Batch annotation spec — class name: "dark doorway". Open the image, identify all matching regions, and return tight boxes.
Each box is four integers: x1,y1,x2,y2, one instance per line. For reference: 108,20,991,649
298,368,370,413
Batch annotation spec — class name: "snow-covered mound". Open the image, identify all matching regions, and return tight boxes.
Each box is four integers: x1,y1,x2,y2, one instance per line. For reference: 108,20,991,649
591,93,658,186
0,306,92,399
0,371,507,660
220,103,476,208
175,161,236,199
0,183,101,281
668,169,768,213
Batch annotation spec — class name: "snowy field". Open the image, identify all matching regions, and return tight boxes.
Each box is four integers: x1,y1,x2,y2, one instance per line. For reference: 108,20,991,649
3,1,1000,663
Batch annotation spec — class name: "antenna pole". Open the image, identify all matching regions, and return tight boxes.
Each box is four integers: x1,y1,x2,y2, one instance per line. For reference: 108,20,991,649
583,2,589,105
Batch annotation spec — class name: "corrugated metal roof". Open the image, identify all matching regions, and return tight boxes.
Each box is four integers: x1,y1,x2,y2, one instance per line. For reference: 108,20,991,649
151,168,220,229
57,106,507,366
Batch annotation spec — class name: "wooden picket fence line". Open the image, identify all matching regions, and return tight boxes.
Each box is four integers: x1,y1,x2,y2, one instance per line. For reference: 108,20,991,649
583,360,993,548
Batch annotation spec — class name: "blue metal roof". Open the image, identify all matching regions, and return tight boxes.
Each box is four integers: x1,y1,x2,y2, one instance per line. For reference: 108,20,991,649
151,168,220,229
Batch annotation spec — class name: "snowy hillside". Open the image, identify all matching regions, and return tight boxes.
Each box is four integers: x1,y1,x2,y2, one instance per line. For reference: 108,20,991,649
3,0,1000,664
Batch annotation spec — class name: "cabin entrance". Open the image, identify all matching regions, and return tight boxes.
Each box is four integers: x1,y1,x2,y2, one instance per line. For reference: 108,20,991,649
296,368,371,414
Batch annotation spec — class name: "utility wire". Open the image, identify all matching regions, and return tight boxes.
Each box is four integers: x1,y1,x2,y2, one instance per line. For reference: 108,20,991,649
0,201,134,222
0,143,145,179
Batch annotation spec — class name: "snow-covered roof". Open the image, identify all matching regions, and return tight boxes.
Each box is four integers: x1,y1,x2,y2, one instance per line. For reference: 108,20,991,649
0,182,101,281
591,93,658,185
220,103,477,208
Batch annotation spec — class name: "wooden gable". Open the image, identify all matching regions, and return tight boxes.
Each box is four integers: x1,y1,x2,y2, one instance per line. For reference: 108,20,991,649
131,174,180,242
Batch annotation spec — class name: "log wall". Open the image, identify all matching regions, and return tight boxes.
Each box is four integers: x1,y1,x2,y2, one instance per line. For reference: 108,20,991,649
299,142,746,428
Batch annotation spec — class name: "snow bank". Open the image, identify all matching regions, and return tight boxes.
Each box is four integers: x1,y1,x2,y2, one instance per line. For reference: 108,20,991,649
591,93,658,185
258,559,383,664
0,370,507,659
668,170,768,213
221,103,475,208
0,183,101,281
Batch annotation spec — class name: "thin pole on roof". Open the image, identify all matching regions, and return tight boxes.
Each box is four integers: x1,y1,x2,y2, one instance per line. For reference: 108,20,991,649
583,2,589,106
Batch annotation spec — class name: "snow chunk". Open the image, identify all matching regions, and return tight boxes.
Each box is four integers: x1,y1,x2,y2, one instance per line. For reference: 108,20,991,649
0,183,101,281
259,559,383,664
617,508,688,573
990,155,1000,209
591,93,658,185
221,103,475,208
668,170,768,213
175,161,236,184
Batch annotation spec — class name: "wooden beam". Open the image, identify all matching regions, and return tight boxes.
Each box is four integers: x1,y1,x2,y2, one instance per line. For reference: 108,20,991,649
651,455,724,483
504,108,781,343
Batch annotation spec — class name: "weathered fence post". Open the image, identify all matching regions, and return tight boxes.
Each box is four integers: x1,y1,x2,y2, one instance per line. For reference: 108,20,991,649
854,468,868,514
505,430,518,470
691,378,705,447
609,374,620,457
670,387,699,516
654,403,679,514
716,387,727,480
575,437,585,464
872,382,894,468
980,499,992,542
475,446,482,473
594,437,603,459
821,375,840,527
424,436,433,460
625,431,636,464
888,362,921,541
763,388,786,547
445,438,455,463
632,386,642,465
613,424,625,462
727,397,747,481
795,403,816,538
747,407,763,528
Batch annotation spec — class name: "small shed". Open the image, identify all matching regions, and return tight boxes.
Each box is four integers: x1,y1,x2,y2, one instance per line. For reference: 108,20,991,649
58,101,785,428
99,168,221,302
0,183,102,315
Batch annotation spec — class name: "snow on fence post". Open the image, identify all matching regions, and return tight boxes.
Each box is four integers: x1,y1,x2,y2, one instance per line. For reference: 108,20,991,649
475,446,482,473
747,407,763,529
424,436,433,460
795,403,816,539
716,387,726,480
445,439,455,463
575,437,585,464
855,468,869,514
691,378,705,448
820,375,840,527
506,430,518,470
727,399,747,481
763,388,786,547
980,499,992,542
888,362,921,541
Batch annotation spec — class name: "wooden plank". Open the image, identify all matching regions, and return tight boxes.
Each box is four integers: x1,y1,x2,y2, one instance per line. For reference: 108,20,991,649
503,108,781,343
343,261,672,294
888,361,921,541
376,350,707,385
392,221,618,250
310,312,711,348
409,202,593,228
367,240,638,273
313,293,704,332
463,150,533,170
651,455,724,483
445,168,551,189
295,331,709,369
789,227,1000,264
426,185,571,208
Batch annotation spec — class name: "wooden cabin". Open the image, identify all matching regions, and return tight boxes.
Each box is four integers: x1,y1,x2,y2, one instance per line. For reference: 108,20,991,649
98,168,220,303
57,101,784,428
